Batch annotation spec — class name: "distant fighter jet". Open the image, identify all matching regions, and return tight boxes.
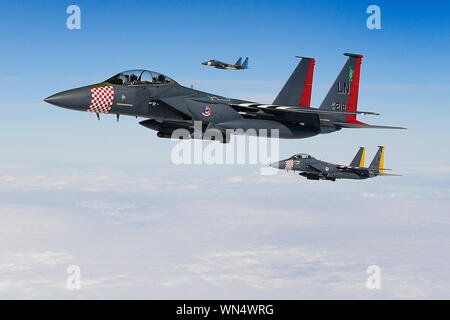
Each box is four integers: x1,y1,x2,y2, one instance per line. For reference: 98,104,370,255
44,53,404,143
270,146,400,181
202,57,248,70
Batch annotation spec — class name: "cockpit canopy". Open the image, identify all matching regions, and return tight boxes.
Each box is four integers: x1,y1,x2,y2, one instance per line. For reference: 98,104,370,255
105,70,173,85
292,153,312,160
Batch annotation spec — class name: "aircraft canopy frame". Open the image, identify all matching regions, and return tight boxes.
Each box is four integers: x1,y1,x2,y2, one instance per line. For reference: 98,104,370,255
106,69,174,86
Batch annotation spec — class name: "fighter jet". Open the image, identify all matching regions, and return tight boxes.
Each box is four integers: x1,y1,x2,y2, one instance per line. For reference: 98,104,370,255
270,146,400,181
202,57,248,70
44,53,405,143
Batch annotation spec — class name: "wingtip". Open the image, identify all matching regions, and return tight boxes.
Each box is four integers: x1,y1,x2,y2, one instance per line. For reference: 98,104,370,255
295,55,314,60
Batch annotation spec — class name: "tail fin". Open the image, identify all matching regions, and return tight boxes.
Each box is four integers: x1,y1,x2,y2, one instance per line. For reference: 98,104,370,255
273,57,315,107
234,57,242,67
350,147,366,167
319,53,364,124
369,146,385,174
241,57,248,69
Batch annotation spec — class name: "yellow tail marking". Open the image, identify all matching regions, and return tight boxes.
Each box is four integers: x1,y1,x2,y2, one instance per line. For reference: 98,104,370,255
379,147,385,174
359,148,366,167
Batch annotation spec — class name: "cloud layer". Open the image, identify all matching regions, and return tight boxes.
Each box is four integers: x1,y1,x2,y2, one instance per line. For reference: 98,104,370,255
0,163,449,299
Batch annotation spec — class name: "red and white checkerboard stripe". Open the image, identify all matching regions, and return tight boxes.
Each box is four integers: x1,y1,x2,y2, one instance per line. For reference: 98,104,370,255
285,159,294,171
86,86,115,114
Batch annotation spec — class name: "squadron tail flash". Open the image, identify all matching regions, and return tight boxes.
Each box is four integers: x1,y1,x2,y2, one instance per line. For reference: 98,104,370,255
319,53,363,123
369,146,385,174
320,53,406,130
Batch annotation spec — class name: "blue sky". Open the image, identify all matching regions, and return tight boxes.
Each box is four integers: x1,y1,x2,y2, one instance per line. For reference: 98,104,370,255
0,0,449,166
0,0,449,299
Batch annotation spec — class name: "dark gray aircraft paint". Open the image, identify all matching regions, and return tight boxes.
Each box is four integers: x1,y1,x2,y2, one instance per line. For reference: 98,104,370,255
202,57,248,70
44,53,405,143
270,146,400,181
273,56,315,107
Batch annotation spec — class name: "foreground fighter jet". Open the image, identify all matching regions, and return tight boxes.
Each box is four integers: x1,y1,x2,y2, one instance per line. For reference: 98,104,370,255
270,146,399,181
202,57,248,70
44,53,405,143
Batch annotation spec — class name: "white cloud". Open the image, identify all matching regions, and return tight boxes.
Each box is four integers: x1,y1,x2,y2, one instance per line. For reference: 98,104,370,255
0,175,16,182
226,176,245,183
162,246,339,289
0,163,449,298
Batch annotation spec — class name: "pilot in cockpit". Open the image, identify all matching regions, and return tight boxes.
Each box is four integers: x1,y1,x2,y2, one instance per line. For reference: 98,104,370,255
117,74,128,84
129,74,138,84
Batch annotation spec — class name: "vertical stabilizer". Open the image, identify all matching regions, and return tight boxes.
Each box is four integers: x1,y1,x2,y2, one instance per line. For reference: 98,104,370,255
319,53,364,124
350,147,366,167
241,57,248,69
369,146,385,174
273,56,315,107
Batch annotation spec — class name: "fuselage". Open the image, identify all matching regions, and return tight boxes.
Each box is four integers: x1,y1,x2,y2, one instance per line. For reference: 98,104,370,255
201,60,242,70
44,69,330,140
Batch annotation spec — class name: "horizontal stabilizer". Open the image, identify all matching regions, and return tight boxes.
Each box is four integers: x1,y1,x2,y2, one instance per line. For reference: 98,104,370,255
333,122,406,129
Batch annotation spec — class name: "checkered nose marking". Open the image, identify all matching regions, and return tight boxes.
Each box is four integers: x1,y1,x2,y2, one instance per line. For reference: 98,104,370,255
285,159,294,171
86,86,115,114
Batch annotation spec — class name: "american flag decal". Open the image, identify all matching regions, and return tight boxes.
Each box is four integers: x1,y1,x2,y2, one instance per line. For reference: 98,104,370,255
86,86,115,114
285,159,294,171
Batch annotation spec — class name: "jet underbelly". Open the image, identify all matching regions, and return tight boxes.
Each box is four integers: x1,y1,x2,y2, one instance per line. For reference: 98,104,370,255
216,119,295,138
331,172,366,180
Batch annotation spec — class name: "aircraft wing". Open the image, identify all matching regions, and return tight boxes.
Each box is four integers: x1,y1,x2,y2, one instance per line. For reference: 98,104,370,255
228,103,380,117
215,61,230,68
336,165,397,174
228,103,407,130
336,165,367,173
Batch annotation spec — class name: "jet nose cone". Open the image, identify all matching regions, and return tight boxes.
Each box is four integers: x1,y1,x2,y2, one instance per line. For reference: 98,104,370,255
44,86,91,111
201,62,208,65
270,161,285,169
